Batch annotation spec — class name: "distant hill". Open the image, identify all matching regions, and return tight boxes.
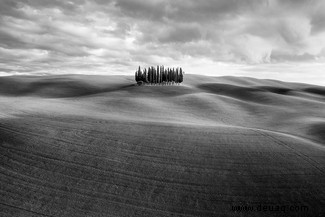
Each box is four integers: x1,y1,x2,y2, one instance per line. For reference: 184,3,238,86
0,74,324,98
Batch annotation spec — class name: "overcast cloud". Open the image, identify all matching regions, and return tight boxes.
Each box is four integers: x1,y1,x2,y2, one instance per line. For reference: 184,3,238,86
0,0,325,84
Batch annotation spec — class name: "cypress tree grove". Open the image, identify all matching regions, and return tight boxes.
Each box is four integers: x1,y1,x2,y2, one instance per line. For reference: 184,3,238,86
134,66,184,85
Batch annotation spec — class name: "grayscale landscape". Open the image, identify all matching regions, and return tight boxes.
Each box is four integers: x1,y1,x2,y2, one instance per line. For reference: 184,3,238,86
1,0,325,216
0,74,324,216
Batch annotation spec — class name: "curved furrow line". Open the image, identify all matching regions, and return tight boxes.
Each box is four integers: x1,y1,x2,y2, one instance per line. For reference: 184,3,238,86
0,188,159,217
0,149,217,193
0,171,312,215
81,132,259,160
0,202,54,217
0,147,215,188
2,148,301,203
0,141,124,166
254,130,325,175
0,124,234,169
0,124,154,162
2,141,286,186
2,125,302,172
0,196,124,217
1,169,309,217
264,133,325,174
2,148,283,195
61,128,209,155
0,180,167,217
1,161,285,204
1,138,180,172
5,117,259,149
0,158,213,198
0,171,215,217
0,123,92,150
0,141,231,176
2,119,251,151
0,122,204,159
0,142,221,183
0,166,303,203
0,121,100,149
1,141,110,166
1,137,291,176
1,168,259,208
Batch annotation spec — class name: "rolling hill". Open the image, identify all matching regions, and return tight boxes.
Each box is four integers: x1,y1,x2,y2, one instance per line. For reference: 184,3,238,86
0,74,324,216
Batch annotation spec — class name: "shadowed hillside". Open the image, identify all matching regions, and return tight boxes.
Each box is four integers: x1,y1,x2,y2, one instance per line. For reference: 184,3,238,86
0,75,134,97
0,74,324,217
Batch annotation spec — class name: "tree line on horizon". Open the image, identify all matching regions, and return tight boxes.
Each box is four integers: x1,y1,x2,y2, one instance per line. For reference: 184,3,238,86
135,66,184,85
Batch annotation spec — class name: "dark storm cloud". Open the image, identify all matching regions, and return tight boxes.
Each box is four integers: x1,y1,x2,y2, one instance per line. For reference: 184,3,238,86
159,25,202,43
0,0,324,76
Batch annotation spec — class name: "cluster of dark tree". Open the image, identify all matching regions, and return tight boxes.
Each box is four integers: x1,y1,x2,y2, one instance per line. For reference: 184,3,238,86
135,66,184,85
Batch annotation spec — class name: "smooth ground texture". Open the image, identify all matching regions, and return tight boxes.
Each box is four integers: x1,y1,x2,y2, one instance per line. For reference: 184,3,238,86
0,74,324,217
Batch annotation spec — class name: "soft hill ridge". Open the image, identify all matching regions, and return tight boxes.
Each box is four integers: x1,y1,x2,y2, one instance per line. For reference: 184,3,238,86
0,75,134,97
0,74,324,99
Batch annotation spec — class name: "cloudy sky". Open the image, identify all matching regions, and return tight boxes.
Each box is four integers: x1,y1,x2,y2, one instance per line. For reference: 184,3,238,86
1,0,325,85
